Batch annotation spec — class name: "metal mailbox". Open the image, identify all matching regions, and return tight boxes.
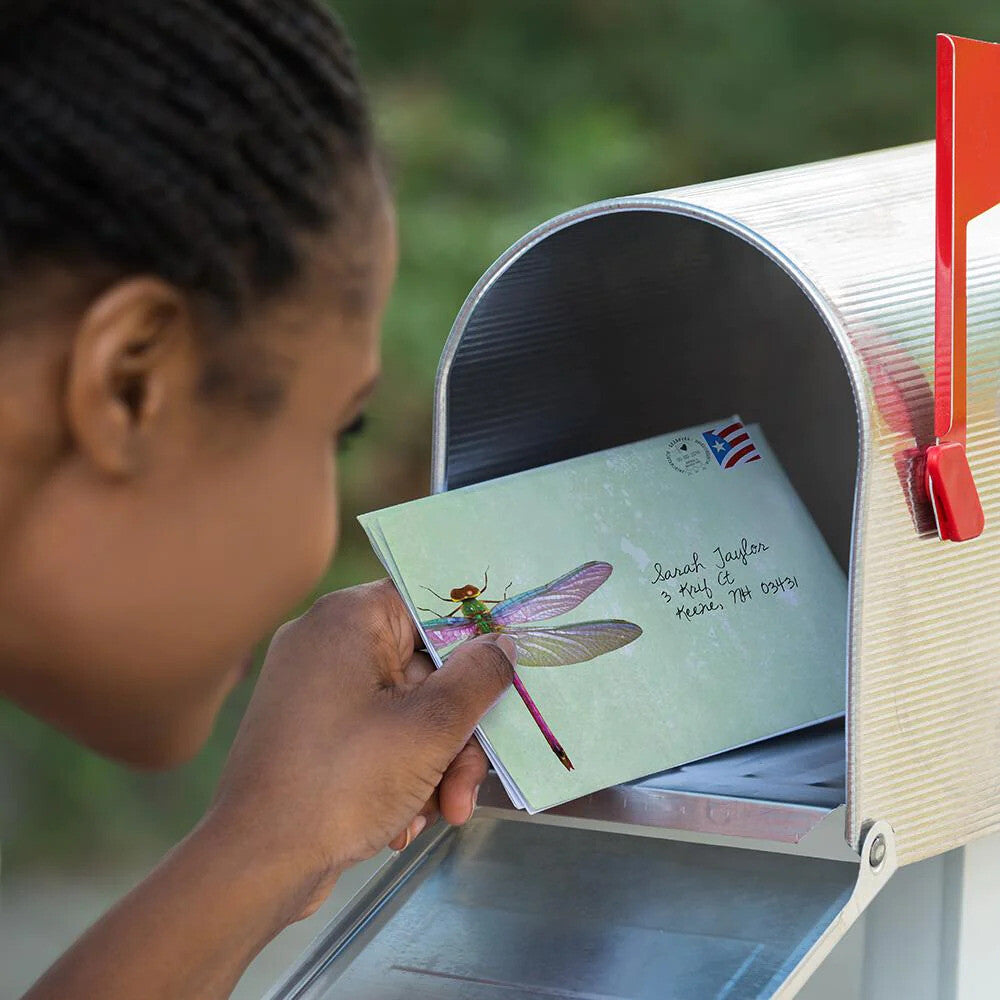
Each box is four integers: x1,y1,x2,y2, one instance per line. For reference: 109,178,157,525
267,139,1000,999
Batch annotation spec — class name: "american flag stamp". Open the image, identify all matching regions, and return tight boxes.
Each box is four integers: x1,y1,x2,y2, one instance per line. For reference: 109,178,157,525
703,419,762,469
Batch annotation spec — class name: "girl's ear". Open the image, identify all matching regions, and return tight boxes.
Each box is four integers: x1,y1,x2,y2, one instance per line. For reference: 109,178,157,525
66,278,200,477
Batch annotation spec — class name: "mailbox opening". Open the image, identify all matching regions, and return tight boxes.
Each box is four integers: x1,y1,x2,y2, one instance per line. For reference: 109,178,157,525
435,204,861,823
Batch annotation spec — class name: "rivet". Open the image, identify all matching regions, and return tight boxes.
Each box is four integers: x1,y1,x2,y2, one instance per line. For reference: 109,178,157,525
869,833,886,869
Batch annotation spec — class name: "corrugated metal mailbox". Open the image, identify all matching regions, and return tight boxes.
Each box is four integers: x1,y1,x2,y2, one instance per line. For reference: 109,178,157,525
268,38,999,1000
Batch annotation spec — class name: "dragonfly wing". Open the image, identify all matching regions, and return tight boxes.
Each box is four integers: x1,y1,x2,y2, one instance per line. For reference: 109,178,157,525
421,617,480,650
491,561,614,626
510,620,642,667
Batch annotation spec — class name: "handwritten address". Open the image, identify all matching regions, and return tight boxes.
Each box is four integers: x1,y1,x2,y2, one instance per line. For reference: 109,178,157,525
650,537,800,623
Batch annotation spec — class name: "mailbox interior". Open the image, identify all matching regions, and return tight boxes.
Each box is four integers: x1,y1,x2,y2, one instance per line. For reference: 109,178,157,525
434,205,860,831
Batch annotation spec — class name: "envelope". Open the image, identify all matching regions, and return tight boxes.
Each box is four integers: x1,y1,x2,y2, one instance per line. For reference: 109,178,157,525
359,416,846,813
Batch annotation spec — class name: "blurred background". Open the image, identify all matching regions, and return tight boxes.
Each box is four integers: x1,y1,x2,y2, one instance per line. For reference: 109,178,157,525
3,0,1000,995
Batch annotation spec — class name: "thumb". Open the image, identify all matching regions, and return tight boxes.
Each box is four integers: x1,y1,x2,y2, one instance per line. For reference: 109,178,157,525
415,634,517,741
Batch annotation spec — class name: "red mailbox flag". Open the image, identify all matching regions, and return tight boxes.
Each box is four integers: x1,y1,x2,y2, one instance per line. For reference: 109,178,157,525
927,33,998,542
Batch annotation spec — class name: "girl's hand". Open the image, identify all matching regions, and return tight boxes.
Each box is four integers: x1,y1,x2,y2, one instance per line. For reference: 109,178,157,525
25,583,513,1000
205,579,516,922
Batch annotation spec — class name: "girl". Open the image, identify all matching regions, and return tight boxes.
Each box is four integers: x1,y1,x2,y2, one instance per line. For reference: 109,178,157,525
0,2,516,997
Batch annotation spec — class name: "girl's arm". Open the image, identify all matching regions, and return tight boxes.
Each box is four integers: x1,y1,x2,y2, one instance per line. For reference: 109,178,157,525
25,581,515,1000
26,816,311,1000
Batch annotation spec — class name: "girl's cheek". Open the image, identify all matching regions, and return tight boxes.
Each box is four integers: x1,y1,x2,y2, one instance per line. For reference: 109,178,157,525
297,452,340,592
322,452,340,562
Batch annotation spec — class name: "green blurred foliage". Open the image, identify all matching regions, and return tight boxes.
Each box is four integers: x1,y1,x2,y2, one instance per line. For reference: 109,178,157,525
4,0,1000,867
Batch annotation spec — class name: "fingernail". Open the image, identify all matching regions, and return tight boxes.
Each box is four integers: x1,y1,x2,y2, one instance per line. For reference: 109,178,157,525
410,815,427,839
493,634,517,666
471,783,481,813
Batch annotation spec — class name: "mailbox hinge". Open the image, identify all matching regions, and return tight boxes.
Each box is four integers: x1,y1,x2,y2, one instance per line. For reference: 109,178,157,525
772,819,898,998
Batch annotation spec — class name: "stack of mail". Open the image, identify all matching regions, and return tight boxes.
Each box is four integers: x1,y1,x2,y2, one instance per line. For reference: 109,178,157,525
359,417,846,814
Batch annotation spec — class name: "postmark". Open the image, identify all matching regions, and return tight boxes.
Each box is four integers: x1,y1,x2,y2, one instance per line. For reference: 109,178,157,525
665,435,711,475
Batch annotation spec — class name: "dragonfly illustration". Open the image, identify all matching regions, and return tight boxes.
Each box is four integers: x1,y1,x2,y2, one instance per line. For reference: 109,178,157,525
419,561,642,771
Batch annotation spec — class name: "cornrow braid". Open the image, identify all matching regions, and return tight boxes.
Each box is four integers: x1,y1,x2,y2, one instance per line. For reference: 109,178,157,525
0,0,375,318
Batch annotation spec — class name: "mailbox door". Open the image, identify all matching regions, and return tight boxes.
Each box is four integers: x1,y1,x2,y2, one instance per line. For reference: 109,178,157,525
264,815,895,1000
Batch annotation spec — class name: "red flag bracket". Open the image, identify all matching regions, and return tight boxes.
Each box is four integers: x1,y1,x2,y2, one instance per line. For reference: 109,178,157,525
926,33,995,542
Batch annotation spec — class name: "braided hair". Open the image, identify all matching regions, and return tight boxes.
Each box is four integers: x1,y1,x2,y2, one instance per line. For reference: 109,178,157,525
0,0,376,320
